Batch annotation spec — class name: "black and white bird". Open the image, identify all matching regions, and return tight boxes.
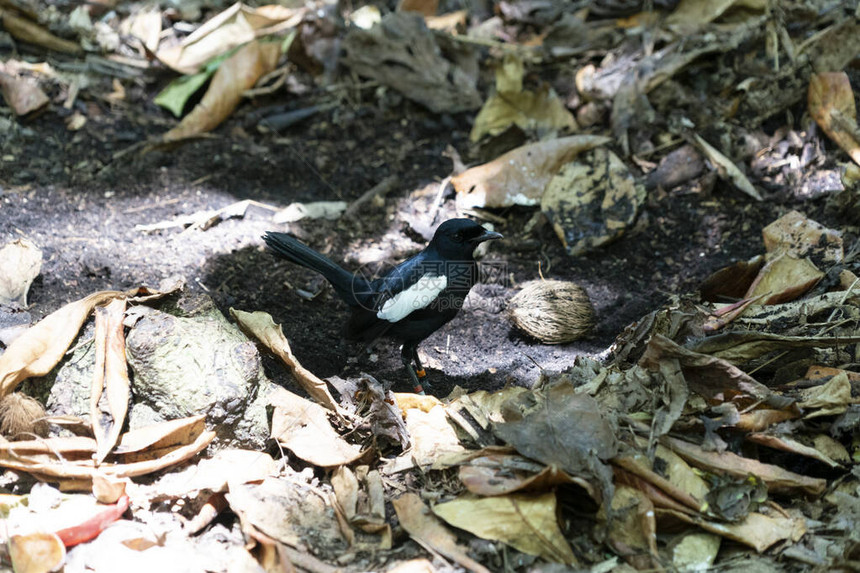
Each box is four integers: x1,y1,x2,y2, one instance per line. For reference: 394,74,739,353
262,219,502,393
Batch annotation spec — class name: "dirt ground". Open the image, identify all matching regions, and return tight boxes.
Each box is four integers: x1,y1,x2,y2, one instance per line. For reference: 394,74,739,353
1,79,840,397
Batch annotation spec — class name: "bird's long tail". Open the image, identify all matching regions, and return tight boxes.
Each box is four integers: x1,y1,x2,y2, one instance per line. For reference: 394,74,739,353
262,232,364,305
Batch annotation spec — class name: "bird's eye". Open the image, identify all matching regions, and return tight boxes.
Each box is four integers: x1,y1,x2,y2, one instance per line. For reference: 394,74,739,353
453,231,463,241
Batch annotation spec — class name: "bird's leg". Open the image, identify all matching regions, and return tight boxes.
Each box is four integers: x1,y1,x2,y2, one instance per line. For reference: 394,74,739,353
401,344,426,395
411,347,426,379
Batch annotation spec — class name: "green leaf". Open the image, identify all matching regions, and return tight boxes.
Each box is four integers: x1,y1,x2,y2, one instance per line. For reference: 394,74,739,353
154,70,213,117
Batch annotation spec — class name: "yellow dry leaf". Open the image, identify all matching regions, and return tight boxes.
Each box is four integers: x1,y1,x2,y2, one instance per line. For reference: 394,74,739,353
809,72,860,167
433,492,577,564
453,135,610,209
230,309,340,412
393,493,491,573
0,290,124,397
162,40,280,142
269,387,362,467
746,253,823,305
9,532,66,573
470,55,577,142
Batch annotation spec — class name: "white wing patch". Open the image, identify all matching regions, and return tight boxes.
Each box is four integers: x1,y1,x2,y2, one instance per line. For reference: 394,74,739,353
377,274,447,322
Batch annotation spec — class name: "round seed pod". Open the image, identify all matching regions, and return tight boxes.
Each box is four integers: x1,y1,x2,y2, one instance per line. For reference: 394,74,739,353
0,392,49,439
508,279,595,344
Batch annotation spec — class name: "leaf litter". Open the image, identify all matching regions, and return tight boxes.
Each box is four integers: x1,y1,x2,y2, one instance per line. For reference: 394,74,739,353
2,0,860,570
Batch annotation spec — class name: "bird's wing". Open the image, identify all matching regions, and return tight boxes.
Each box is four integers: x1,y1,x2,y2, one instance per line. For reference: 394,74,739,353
376,273,448,322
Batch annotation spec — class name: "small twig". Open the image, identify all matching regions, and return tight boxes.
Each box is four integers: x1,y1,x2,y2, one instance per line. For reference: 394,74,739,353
343,175,398,218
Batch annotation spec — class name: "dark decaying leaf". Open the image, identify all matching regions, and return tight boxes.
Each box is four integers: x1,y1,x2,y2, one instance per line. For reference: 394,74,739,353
493,381,617,501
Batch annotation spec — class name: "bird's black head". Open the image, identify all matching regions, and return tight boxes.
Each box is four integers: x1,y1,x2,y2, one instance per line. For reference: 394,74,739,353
430,218,503,259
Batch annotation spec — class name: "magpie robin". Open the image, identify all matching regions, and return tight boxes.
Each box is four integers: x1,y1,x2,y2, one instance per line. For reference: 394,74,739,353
263,219,502,393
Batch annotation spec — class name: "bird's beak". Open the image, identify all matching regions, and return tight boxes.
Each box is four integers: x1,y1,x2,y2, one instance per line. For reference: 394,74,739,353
473,229,503,243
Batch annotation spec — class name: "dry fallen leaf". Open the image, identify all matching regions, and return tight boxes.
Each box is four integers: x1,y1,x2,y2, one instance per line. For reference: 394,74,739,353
493,382,617,486
269,386,362,467
453,135,611,210
459,454,596,499
0,290,125,397
662,435,826,496
0,239,42,307
392,493,491,573
0,67,49,116
156,2,304,74
0,422,215,485
745,252,823,305
541,147,646,255
797,371,852,418
401,400,467,468
761,210,843,262
809,72,860,167
161,40,281,143
91,298,131,465
397,0,438,16
659,507,805,553
114,415,208,461
693,133,762,201
9,531,66,573
230,309,340,412
226,476,345,548
470,54,577,142
433,492,577,564
603,486,659,570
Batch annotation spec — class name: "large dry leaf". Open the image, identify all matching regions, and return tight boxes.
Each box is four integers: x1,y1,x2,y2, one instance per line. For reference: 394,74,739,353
658,508,806,553
745,252,823,305
746,433,842,468
230,309,340,412
453,135,610,209
459,454,596,499
393,493,491,573
0,290,124,397
613,444,710,513
761,210,843,262
162,40,280,143
153,449,278,497
91,298,131,465
156,2,303,74
604,486,659,570
433,492,577,564
121,9,162,53
269,386,362,467
809,72,860,167
226,476,344,548
0,420,215,483
114,415,208,461
797,371,852,418
403,401,467,468
493,382,617,483
541,147,646,255
641,335,785,409
0,238,41,306
342,12,480,114
662,435,826,496
470,54,577,142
